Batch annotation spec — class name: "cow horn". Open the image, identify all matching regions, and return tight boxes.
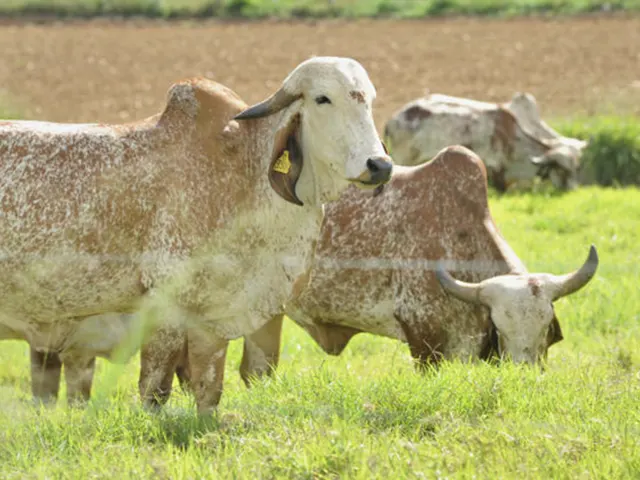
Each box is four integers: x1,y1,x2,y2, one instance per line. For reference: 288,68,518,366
435,265,483,305
234,88,301,120
549,245,599,301
530,155,551,166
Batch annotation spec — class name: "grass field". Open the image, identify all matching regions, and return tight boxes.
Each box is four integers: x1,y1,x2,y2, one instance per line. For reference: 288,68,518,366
0,186,638,478
1,0,639,18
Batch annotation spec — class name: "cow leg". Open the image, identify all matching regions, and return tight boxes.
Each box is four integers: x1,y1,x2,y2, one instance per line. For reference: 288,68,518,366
239,314,284,387
394,314,446,370
186,326,228,416
139,324,187,409
489,167,508,193
63,355,96,405
174,341,192,394
30,347,62,404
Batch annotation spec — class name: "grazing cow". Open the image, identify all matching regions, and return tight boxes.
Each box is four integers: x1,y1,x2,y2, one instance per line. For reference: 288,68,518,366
0,56,392,413
384,92,588,191
129,146,598,404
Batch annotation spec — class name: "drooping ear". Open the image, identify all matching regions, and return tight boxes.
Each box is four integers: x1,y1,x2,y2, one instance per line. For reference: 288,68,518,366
268,113,304,206
546,314,564,347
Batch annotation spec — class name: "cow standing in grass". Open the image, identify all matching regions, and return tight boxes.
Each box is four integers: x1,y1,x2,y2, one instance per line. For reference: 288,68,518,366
28,147,598,406
0,57,392,413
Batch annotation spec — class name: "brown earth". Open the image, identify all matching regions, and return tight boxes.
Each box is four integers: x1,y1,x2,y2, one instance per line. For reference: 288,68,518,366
0,16,639,131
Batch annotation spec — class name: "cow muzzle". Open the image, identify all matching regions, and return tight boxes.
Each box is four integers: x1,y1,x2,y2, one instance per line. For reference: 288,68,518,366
350,156,393,187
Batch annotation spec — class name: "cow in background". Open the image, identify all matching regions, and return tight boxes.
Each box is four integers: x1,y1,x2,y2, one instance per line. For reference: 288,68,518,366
384,92,588,191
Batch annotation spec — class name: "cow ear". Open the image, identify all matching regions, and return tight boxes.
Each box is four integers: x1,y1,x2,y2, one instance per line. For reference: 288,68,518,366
546,314,564,347
269,114,304,206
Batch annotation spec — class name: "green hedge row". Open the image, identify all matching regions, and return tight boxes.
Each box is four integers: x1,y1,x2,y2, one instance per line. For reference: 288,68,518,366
0,0,638,19
556,117,640,187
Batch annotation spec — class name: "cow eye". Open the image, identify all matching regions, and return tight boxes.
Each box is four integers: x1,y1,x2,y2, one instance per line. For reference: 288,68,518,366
315,95,332,105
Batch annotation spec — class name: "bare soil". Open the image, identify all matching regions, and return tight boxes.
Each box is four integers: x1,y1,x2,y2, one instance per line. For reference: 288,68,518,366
1,16,639,129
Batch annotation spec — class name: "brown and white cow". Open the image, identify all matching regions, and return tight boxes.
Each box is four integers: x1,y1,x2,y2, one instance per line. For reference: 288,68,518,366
384,93,588,191
0,56,392,413
29,146,598,406
130,146,598,404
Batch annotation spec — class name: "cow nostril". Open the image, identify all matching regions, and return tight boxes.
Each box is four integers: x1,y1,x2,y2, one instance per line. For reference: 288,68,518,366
366,158,380,173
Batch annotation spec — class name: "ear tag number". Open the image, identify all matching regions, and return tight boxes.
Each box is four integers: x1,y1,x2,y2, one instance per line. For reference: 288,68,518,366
273,150,291,174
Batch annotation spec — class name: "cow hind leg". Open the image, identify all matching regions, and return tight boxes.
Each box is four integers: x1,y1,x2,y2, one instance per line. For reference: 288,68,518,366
139,325,187,409
239,314,284,387
63,356,96,405
30,347,62,404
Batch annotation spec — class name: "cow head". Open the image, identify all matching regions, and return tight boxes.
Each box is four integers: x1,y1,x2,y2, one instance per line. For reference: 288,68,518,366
436,245,598,364
507,92,589,190
234,57,393,206
531,142,587,190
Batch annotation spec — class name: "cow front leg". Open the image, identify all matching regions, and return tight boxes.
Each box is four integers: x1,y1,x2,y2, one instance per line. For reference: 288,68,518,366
63,355,96,405
139,325,187,409
187,326,228,416
30,347,62,404
239,314,284,387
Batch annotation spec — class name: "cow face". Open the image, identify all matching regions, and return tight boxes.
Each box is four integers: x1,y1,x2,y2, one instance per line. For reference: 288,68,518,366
436,246,598,364
235,57,393,206
531,143,586,190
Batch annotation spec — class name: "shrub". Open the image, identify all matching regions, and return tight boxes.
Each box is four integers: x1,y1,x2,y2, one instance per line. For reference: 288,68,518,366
556,117,640,187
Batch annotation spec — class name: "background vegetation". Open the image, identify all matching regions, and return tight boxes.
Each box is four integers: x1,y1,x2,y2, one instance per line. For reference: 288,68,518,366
0,0,639,18
556,117,640,187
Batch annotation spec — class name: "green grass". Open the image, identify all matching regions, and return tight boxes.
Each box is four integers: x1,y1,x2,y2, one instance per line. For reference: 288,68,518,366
0,186,638,478
0,0,639,18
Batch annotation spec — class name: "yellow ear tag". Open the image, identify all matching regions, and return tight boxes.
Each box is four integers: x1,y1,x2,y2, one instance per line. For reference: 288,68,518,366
273,150,291,175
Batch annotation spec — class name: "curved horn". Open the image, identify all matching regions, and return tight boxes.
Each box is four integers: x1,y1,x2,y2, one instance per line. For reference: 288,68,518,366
549,245,599,301
435,264,483,305
234,88,301,120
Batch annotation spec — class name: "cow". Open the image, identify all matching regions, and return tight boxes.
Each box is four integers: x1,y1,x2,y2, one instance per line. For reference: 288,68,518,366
28,146,598,406
0,56,393,414
383,92,588,192
126,146,598,406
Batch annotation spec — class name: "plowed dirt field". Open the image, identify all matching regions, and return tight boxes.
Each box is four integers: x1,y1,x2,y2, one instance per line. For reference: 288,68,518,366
1,16,639,128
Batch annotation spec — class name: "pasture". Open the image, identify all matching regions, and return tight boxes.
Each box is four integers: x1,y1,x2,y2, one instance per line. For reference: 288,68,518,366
0,14,639,479
1,187,638,478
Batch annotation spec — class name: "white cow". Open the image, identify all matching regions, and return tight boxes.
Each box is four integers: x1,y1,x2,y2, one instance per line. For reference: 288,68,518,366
384,92,588,191
0,56,392,413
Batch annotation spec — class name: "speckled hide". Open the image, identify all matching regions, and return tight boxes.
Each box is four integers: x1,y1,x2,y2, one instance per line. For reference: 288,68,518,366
384,92,588,191
0,57,393,412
